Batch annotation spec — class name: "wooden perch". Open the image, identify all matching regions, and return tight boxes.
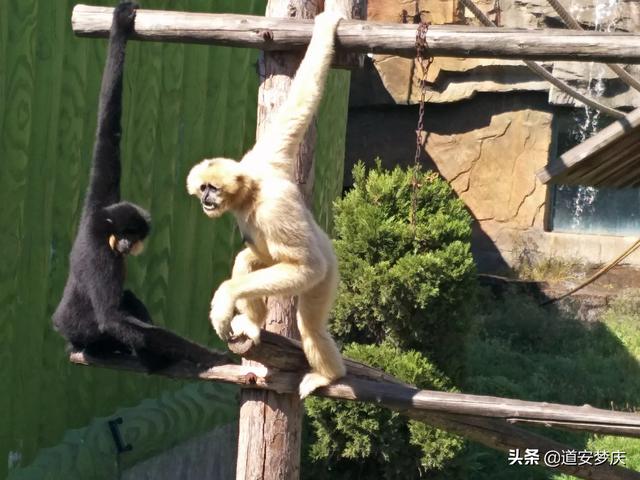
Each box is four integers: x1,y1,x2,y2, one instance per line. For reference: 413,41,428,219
71,330,640,438
407,411,640,480
71,4,640,64
70,330,640,480
122,317,233,366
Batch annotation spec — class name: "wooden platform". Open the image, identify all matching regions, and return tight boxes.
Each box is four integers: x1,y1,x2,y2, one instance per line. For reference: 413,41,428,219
537,107,640,187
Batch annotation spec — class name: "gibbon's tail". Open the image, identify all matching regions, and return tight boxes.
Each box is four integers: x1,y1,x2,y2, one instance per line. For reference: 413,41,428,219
263,12,343,160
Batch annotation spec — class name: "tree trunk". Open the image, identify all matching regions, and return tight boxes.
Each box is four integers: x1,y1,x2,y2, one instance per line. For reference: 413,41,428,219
235,1,322,479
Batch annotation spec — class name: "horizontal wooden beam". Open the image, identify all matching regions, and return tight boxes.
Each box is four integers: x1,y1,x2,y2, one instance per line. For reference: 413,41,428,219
537,107,640,185
72,4,640,63
71,335,640,480
71,330,640,438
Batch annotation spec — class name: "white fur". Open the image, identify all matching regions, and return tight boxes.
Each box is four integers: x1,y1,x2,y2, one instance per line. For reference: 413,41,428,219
187,12,346,398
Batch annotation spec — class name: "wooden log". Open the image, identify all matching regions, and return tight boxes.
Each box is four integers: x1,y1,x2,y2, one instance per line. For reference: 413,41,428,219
229,330,409,386
408,412,640,480
71,330,640,438
458,0,624,119
231,331,640,438
234,0,326,478
70,351,640,480
71,4,640,64
536,107,640,185
545,0,640,93
332,0,365,69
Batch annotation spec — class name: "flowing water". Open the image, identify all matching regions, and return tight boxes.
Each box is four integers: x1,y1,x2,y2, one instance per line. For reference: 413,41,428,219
552,0,640,235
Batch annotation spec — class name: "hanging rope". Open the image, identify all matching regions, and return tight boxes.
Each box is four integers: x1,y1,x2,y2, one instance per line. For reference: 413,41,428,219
458,0,625,119
411,21,434,228
541,238,640,305
546,0,640,94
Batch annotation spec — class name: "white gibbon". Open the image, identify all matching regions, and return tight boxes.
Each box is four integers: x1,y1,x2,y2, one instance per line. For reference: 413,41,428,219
186,11,346,398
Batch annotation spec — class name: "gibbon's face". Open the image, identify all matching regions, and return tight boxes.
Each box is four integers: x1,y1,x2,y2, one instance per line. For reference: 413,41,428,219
186,158,245,218
103,202,151,256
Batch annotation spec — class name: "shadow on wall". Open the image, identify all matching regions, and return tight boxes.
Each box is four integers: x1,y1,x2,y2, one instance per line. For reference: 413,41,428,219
346,105,555,273
8,383,239,480
345,58,561,274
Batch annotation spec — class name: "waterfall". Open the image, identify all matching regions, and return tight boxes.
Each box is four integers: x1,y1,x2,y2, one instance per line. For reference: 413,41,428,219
556,0,621,232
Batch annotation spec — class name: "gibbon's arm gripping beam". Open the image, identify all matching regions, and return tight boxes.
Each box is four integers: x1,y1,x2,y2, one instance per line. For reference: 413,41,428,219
72,4,640,64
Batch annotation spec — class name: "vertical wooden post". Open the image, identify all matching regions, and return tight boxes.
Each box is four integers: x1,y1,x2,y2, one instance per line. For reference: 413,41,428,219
235,1,322,479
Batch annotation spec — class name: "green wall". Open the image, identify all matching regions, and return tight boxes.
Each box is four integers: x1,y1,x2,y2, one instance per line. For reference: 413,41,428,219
0,0,349,477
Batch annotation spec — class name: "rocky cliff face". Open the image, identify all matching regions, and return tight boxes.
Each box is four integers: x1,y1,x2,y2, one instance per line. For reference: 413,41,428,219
348,0,640,271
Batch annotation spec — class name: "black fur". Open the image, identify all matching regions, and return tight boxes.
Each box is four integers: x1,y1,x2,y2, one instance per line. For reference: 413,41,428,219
52,2,174,371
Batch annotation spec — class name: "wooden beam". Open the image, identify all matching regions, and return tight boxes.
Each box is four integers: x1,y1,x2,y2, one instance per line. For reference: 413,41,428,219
234,0,325,477
536,107,640,185
71,330,640,438
332,0,365,69
545,0,640,93
458,0,624,119
70,350,640,480
408,411,640,480
71,4,640,64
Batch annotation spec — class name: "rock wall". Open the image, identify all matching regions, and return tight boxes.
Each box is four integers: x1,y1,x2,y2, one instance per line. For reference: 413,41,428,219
348,0,640,271
346,92,553,270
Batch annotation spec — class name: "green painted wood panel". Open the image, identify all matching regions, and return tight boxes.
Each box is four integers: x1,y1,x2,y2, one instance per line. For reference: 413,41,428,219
0,0,349,477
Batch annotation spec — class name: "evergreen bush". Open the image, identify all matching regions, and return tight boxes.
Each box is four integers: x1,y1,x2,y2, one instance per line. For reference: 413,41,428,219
304,163,476,479
305,343,463,479
330,162,476,373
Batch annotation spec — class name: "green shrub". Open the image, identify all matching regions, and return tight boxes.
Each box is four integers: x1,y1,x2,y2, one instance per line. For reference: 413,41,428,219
330,162,477,375
304,163,476,479
305,343,463,479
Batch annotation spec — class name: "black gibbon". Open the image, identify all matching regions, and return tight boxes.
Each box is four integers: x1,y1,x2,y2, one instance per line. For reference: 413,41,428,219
53,2,226,371
186,12,346,397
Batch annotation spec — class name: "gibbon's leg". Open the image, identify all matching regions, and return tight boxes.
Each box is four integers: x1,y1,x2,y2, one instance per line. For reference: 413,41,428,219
229,249,267,344
296,265,346,399
210,259,326,340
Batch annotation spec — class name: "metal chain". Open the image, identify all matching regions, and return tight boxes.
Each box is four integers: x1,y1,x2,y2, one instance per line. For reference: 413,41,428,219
411,21,433,228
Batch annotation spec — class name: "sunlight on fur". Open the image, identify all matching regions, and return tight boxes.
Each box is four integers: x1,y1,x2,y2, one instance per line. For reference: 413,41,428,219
187,12,346,398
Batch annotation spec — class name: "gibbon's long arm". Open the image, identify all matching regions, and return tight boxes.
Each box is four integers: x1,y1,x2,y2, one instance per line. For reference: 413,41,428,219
249,13,341,173
84,266,147,350
83,5,135,215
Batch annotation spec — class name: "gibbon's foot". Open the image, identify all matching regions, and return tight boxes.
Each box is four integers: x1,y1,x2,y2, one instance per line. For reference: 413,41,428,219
231,314,261,345
299,372,335,399
210,284,235,341
114,2,138,33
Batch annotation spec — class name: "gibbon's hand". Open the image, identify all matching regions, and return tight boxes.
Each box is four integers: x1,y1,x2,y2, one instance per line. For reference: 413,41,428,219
114,2,138,33
231,314,261,345
210,283,235,341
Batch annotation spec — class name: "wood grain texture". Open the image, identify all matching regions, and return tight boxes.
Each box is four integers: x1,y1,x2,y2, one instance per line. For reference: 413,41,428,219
71,331,640,438
407,411,640,480
537,107,640,186
235,1,324,478
71,4,640,63
70,346,640,480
